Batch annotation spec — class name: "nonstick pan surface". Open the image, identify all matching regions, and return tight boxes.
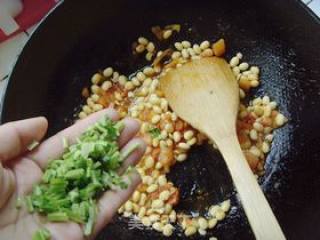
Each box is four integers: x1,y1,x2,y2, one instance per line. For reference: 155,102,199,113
1,0,320,239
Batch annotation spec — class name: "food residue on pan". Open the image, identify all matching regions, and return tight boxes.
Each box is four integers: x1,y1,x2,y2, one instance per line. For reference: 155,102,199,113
78,24,288,237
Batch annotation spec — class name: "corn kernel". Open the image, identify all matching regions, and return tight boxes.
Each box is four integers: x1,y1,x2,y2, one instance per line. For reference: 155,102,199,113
198,217,208,230
163,224,174,236
185,226,197,236
147,184,158,193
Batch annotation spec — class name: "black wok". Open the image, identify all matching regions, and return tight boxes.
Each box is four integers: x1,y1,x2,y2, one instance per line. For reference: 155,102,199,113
1,0,320,239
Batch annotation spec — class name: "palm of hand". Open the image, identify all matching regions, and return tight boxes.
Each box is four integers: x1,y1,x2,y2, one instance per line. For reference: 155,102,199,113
1,157,83,240
0,109,145,240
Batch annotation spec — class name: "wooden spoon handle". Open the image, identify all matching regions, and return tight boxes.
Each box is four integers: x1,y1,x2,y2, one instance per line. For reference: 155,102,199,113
216,136,286,240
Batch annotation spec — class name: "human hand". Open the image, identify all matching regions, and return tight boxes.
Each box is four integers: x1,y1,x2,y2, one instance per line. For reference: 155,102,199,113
0,108,146,240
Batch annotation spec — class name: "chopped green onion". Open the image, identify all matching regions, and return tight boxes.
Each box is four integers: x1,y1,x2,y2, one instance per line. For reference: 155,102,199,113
26,196,34,213
67,211,84,223
115,120,125,133
47,212,69,222
34,186,42,195
148,127,161,139
84,201,97,236
65,169,85,180
32,228,51,240
62,137,68,148
16,197,23,209
27,117,129,236
27,140,39,151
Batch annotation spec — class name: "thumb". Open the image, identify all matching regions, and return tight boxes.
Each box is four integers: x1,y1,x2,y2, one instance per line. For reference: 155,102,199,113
0,117,48,163
0,117,48,209
0,163,15,209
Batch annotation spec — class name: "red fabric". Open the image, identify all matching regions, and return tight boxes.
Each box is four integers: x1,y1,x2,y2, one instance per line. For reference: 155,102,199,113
0,0,57,42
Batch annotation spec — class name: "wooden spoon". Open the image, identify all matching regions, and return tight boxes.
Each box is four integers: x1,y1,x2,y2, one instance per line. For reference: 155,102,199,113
160,57,286,240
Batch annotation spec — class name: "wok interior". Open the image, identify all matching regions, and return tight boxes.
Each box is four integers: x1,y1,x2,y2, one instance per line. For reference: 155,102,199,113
1,0,320,239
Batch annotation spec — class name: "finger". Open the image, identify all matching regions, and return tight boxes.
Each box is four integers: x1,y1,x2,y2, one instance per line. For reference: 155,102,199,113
28,108,119,169
0,163,15,209
45,221,83,240
118,138,146,174
48,137,145,239
118,118,140,148
92,170,141,238
91,137,146,238
0,117,48,163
